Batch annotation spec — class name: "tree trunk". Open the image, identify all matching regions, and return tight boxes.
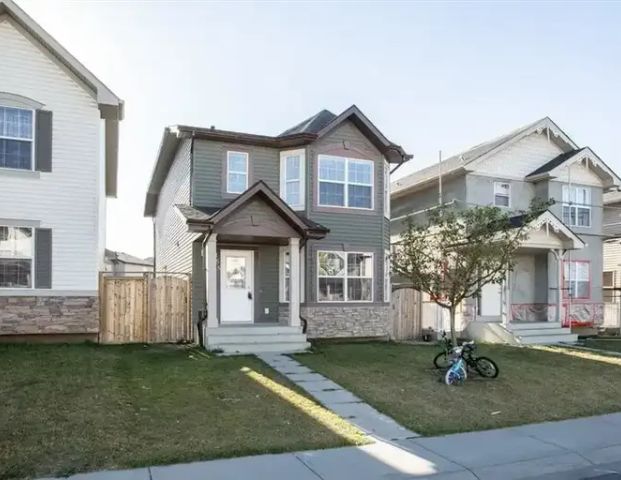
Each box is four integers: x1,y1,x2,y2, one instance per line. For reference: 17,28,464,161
449,306,457,346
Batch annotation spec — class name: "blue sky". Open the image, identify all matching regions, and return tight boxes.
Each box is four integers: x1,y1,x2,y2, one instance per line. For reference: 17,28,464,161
18,0,621,257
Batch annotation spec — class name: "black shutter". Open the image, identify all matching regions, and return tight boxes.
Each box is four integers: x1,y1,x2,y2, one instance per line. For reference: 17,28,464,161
35,110,53,172
35,228,52,289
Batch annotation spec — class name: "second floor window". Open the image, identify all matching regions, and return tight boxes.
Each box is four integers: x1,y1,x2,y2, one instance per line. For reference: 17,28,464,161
318,155,374,210
494,182,510,207
226,151,248,194
0,226,33,288
280,149,305,210
562,185,591,227
0,106,34,170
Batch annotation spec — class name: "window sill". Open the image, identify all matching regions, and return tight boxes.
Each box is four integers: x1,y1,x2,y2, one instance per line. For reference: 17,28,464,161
0,168,40,179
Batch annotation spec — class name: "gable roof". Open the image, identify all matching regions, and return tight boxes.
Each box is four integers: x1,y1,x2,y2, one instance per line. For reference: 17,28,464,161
0,0,124,196
392,117,576,197
144,105,411,216
510,210,585,250
175,181,329,239
527,148,586,177
105,249,153,267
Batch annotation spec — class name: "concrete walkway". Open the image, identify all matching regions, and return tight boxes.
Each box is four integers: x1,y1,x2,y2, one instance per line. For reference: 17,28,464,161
257,352,419,441
44,413,621,480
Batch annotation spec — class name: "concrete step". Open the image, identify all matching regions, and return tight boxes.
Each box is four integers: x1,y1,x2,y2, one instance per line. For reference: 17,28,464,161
207,333,308,345
511,327,572,337
517,334,578,345
211,341,311,355
509,322,563,331
206,325,302,336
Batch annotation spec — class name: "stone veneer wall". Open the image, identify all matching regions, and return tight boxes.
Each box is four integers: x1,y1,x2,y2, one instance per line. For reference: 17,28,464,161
0,296,99,335
300,305,390,339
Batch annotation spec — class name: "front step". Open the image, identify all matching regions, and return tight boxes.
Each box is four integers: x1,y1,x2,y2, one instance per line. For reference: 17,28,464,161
205,325,310,354
508,322,577,345
517,334,579,345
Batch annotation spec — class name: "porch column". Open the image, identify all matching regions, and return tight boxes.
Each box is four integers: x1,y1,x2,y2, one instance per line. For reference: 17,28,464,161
206,234,219,328
289,237,301,328
553,249,565,324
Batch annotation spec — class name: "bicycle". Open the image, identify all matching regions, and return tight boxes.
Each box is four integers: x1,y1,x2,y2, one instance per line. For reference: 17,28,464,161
434,334,499,380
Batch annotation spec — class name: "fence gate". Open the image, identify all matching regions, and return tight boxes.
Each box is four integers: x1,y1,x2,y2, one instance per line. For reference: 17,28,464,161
99,273,192,344
390,286,422,341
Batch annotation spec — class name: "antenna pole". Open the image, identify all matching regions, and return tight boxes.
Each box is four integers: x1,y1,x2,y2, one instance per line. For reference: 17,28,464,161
438,150,443,205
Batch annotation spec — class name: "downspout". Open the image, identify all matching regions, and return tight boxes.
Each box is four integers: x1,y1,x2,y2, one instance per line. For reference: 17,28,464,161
299,236,308,334
197,232,210,347
152,219,156,276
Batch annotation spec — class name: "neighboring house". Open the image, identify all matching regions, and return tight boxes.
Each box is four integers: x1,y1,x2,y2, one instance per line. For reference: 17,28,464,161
601,191,621,330
391,117,620,344
144,105,410,353
104,249,153,275
0,0,123,340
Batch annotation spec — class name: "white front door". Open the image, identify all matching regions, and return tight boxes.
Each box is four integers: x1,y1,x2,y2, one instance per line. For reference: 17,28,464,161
480,282,502,316
220,249,254,323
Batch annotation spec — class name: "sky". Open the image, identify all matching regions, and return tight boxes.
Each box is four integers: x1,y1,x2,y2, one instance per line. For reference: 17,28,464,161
16,0,621,258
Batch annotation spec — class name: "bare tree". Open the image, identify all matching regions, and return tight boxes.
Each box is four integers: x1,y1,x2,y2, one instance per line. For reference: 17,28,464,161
391,201,549,345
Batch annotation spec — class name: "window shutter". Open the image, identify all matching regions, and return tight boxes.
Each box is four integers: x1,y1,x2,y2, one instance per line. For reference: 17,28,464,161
35,110,53,172
35,228,52,289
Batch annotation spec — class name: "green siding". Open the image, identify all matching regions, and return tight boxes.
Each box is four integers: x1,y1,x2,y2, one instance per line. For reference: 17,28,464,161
255,245,280,323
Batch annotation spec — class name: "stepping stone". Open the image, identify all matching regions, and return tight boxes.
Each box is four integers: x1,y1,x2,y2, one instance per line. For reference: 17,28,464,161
328,403,419,440
296,379,343,393
286,373,328,383
274,365,314,375
311,389,362,405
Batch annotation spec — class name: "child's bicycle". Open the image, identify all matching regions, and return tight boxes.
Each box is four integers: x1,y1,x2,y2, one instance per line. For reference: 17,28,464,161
433,333,499,384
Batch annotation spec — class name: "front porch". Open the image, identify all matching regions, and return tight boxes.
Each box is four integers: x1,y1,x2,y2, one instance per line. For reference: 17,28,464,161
177,182,329,354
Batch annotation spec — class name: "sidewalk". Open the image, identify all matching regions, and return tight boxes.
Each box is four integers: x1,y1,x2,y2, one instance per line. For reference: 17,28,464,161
44,412,621,480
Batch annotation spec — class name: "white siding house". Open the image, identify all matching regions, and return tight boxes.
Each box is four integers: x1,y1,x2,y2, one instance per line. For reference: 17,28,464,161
0,0,122,339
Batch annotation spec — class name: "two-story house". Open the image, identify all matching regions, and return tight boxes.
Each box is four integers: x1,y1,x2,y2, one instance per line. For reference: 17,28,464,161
391,117,620,344
144,106,410,353
0,0,123,340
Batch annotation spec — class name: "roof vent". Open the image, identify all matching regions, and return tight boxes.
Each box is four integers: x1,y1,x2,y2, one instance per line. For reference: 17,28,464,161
210,125,216,130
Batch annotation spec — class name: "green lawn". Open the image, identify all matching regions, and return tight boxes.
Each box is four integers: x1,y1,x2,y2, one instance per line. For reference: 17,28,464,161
295,342,621,436
0,344,364,480
584,338,621,353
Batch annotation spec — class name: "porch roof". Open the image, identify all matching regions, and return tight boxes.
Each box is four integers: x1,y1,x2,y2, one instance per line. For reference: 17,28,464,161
175,181,329,239
511,210,585,250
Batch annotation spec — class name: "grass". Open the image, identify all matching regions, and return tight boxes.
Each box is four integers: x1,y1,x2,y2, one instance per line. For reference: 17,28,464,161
0,343,365,480
584,337,621,353
295,342,621,436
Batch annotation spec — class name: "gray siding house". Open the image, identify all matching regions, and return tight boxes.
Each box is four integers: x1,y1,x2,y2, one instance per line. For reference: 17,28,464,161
391,117,620,344
145,106,410,353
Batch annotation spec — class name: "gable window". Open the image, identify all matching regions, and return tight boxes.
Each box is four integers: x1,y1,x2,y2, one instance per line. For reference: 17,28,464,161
563,260,590,299
317,251,373,302
0,106,34,170
0,226,33,288
494,182,510,207
280,149,305,210
562,185,591,227
226,151,248,194
318,155,373,210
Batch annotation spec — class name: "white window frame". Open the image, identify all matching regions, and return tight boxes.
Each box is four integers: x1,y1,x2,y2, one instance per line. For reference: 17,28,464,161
563,260,590,299
0,105,36,172
383,249,391,302
279,149,305,210
226,151,249,194
317,250,374,303
384,160,390,218
0,225,34,289
562,185,591,228
493,181,511,207
317,155,374,210
279,245,305,303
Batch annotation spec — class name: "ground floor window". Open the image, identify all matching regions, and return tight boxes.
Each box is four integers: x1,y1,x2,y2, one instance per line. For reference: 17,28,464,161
563,260,590,299
317,251,373,302
0,226,33,288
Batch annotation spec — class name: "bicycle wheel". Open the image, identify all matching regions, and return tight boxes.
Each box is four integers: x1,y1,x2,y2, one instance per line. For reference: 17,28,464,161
475,357,499,378
433,351,450,369
444,366,465,386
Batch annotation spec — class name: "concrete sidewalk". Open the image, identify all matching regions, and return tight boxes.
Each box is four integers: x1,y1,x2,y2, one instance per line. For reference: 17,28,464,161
45,412,621,480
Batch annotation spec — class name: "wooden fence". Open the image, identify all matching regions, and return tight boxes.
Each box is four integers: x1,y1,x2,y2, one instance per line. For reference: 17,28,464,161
99,274,192,344
390,286,422,341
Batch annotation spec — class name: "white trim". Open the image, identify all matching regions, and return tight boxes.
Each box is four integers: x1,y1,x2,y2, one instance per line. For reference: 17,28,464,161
317,155,374,210
0,224,34,289
279,244,305,303
562,184,591,228
0,104,35,171
226,151,249,194
279,148,305,211
547,147,621,188
316,250,374,303
384,159,390,219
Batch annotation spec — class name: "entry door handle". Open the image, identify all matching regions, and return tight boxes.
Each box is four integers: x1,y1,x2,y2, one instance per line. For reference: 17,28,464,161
248,291,252,300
